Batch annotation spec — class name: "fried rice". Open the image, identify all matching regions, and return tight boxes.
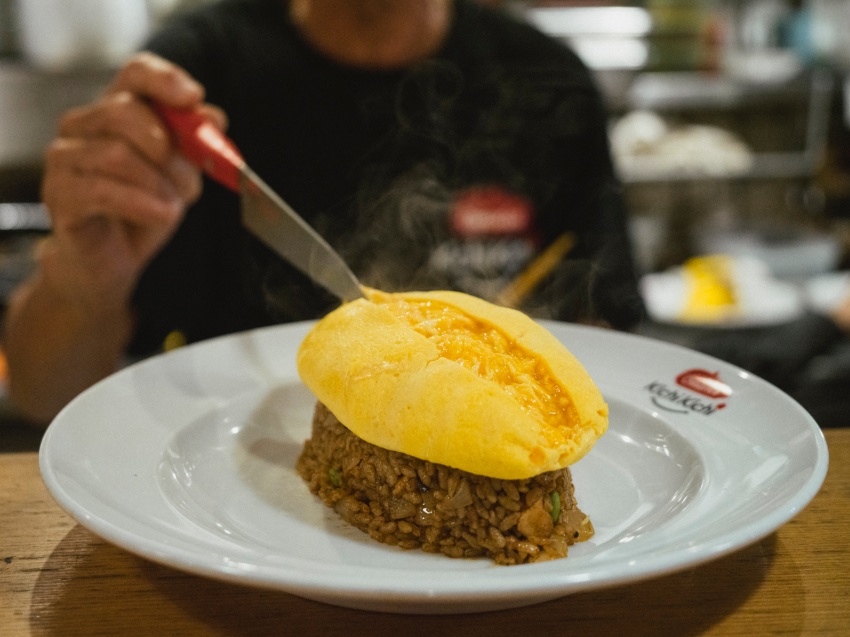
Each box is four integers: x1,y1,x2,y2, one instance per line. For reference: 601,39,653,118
296,402,594,565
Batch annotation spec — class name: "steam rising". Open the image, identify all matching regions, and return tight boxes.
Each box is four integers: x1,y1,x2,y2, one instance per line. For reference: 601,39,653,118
260,56,643,329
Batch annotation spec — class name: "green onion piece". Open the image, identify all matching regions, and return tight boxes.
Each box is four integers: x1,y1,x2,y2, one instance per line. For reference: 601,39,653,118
549,491,561,524
328,467,342,487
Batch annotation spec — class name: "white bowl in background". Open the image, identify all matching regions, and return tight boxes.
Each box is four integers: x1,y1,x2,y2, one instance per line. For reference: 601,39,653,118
695,230,843,279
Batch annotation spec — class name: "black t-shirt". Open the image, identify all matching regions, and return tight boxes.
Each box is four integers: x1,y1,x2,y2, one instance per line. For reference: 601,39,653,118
131,0,644,356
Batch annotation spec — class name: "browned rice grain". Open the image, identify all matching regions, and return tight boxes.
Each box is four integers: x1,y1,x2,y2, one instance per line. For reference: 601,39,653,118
296,402,593,565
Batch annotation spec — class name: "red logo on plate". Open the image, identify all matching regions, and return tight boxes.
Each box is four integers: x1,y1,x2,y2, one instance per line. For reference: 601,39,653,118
676,369,732,400
645,369,731,416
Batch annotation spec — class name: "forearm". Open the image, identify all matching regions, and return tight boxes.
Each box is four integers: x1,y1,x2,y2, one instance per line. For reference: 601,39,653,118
3,272,134,425
0,54,214,426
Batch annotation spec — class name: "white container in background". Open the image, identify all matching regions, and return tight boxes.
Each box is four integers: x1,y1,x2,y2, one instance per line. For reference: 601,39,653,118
17,0,151,70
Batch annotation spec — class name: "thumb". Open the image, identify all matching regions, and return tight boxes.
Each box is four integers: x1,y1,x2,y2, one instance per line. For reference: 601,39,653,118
108,51,205,108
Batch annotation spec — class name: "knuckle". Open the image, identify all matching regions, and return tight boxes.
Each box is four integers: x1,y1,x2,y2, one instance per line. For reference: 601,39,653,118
39,183,59,215
43,139,66,167
182,172,203,204
115,51,198,102
117,52,154,85
100,141,134,174
170,157,203,201
86,177,117,212
42,138,80,180
154,62,182,86
56,105,87,136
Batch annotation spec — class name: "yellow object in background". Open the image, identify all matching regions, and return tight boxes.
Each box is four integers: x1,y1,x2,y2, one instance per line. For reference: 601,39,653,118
163,330,187,352
680,255,738,323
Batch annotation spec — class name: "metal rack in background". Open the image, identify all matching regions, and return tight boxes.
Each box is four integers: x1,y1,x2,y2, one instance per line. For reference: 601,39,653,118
0,202,49,232
525,3,835,184
618,68,835,184
0,203,49,302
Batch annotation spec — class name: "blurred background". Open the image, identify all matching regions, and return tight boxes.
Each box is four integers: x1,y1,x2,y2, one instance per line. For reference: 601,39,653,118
1,0,850,340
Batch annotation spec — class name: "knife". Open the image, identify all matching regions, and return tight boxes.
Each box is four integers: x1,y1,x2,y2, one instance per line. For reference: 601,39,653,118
153,104,365,303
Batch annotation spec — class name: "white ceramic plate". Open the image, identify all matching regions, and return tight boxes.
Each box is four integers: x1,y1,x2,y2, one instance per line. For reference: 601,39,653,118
40,322,828,614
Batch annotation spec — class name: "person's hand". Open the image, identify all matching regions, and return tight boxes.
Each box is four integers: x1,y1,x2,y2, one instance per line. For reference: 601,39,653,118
38,51,226,316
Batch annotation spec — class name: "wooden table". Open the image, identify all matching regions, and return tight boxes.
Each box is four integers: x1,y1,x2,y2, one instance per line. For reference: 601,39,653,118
2,427,848,636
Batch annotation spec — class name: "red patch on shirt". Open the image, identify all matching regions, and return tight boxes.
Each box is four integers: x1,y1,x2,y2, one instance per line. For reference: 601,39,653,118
450,186,533,238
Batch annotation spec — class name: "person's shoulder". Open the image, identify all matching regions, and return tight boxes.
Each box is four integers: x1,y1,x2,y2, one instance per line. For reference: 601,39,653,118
145,0,292,85
160,0,279,24
452,1,594,82
149,0,283,41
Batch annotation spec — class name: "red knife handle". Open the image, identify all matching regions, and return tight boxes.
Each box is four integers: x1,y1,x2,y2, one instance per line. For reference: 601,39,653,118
152,103,244,192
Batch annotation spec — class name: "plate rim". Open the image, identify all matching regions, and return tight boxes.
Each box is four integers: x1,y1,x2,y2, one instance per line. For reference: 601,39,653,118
38,320,830,612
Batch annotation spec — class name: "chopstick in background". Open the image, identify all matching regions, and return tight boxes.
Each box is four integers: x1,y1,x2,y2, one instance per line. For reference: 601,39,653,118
496,232,575,309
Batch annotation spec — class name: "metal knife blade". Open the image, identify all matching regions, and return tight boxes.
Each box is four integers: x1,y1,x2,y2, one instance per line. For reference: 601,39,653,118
153,103,364,303
238,166,364,302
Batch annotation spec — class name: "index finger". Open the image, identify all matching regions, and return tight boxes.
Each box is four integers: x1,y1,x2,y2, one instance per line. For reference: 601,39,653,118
108,51,205,109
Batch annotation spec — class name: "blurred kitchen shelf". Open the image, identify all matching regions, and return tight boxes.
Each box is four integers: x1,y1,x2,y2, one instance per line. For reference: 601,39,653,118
0,204,49,303
0,61,112,169
625,69,828,114
620,154,817,183
617,69,835,184
0,202,49,231
524,2,834,186
525,3,715,72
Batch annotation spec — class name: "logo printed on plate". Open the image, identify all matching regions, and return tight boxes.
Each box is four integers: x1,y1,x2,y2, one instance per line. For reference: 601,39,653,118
645,368,731,416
